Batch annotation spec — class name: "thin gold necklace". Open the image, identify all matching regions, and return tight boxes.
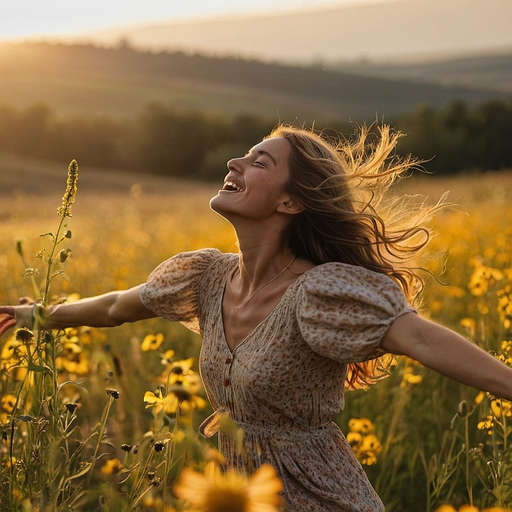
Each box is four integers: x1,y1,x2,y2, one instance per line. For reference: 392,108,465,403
229,256,297,309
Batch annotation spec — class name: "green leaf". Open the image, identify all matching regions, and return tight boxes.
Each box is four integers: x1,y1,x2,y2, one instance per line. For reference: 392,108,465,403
64,462,93,483
17,414,38,423
27,362,50,373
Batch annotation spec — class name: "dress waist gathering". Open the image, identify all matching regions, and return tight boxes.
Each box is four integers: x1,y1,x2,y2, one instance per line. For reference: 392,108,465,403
199,409,338,441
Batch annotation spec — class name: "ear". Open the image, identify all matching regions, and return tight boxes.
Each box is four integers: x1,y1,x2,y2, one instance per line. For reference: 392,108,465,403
277,198,304,215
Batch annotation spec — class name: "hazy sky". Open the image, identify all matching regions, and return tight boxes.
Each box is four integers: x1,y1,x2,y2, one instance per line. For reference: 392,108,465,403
0,0,393,40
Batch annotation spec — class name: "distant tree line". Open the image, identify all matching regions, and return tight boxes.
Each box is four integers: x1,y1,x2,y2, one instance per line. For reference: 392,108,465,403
396,97,512,174
0,97,511,180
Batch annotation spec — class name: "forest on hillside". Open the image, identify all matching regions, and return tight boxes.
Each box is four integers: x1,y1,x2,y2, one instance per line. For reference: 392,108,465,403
1,97,512,180
1,42,504,120
1,43,512,178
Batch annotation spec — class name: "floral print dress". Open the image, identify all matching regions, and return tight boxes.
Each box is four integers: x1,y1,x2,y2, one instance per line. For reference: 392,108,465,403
139,249,413,511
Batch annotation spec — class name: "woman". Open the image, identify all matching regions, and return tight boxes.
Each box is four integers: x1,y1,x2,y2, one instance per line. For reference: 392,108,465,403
1,124,511,511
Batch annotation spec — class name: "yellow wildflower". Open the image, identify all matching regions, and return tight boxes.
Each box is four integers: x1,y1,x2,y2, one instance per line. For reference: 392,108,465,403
142,333,164,352
161,349,176,365
101,457,124,475
56,352,90,376
0,394,17,423
346,431,362,448
460,317,476,337
435,506,512,512
167,357,195,380
204,447,226,466
434,506,464,512
490,399,512,419
174,461,283,512
174,388,208,412
348,418,374,435
144,389,179,414
347,418,382,465
501,340,512,353
474,391,486,405
468,262,504,296
1,394,16,413
0,334,29,381
160,358,204,398
477,416,494,435
144,383,207,415
6,457,17,468
358,434,382,465
497,285,512,329
401,365,423,387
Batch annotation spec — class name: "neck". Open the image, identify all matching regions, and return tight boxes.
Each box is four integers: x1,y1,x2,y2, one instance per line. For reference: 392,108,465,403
232,217,288,272
230,252,297,309
236,245,292,287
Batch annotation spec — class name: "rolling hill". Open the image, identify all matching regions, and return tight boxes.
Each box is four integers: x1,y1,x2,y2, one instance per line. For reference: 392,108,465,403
79,0,512,65
333,52,512,93
0,42,508,122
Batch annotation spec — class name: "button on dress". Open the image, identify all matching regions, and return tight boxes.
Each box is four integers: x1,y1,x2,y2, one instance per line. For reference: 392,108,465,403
140,249,413,511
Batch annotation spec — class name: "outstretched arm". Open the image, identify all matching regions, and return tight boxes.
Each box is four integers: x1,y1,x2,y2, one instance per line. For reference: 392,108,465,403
0,285,156,335
381,312,512,401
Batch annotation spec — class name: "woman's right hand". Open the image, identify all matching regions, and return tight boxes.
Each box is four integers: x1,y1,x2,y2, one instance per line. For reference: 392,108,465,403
0,307,17,336
0,301,35,337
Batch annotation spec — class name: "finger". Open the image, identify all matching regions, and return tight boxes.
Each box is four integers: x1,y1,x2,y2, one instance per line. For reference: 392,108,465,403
0,309,15,319
0,313,17,336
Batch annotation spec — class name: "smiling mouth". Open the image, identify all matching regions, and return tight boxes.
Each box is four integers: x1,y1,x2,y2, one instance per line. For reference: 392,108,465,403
222,181,245,192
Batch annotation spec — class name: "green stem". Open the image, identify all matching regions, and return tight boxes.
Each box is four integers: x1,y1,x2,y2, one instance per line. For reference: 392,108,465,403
42,214,67,307
128,445,156,504
87,395,115,486
464,415,473,506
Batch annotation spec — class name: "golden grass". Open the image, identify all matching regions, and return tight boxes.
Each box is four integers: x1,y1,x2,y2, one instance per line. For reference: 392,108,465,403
1,154,512,510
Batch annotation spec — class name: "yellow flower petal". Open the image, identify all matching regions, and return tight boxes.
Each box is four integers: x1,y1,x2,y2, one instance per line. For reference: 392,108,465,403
433,506,457,512
141,333,164,352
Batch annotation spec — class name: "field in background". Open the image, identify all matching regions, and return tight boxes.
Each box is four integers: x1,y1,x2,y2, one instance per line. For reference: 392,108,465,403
1,155,511,510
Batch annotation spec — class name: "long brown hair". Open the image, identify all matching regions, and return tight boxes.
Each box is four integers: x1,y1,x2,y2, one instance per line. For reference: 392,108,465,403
267,123,440,389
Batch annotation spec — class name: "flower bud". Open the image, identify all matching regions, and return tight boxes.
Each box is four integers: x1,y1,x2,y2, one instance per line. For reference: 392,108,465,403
59,249,72,263
458,400,470,418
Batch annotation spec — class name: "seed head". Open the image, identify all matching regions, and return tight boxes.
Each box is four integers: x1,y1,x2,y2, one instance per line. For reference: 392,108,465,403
15,328,34,344
106,388,120,399
64,402,81,414
154,441,165,452
57,160,78,218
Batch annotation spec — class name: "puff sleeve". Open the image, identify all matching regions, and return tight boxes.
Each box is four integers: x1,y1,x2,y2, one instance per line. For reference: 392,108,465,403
297,263,414,363
139,248,222,333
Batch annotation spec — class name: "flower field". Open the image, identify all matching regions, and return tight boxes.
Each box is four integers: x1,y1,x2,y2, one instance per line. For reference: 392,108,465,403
0,161,511,511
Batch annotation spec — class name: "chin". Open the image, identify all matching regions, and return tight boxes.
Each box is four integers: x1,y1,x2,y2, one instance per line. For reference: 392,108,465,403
209,193,221,211
210,196,242,228
209,194,229,216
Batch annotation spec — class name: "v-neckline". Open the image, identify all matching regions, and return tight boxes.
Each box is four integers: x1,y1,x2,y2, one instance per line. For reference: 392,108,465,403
220,262,304,354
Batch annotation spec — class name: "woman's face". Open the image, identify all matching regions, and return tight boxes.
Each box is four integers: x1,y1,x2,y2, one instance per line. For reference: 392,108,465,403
210,137,294,222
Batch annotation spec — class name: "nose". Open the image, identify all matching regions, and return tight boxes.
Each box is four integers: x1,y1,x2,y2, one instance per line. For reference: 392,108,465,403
227,157,243,173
